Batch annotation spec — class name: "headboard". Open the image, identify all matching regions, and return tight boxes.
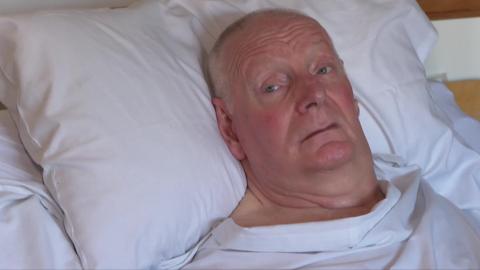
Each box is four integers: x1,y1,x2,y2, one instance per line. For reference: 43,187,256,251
417,0,480,20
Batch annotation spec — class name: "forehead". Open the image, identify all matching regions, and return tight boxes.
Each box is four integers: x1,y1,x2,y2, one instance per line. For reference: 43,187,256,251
223,14,335,72
241,14,329,45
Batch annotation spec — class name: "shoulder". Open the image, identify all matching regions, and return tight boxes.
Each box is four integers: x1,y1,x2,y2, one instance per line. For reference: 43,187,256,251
419,180,474,224
411,181,480,262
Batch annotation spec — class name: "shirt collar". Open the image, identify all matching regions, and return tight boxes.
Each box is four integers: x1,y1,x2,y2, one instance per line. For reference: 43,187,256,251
210,163,422,253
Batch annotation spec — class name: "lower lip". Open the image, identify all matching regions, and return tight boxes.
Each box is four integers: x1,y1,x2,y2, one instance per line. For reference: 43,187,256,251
302,125,343,147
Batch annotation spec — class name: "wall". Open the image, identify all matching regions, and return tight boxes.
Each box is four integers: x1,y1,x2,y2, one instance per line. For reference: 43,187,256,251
426,18,480,81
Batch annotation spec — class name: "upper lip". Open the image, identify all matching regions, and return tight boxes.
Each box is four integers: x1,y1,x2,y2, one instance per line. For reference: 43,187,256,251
301,123,338,143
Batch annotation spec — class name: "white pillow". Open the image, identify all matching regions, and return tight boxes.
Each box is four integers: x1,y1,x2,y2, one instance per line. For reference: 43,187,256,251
172,0,480,226
0,1,245,268
171,0,437,165
0,0,479,268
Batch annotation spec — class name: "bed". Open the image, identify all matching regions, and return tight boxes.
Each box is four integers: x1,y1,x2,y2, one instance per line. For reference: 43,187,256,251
0,0,479,269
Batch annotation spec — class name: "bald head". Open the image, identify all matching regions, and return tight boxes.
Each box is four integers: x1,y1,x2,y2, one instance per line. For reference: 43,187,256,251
207,9,324,103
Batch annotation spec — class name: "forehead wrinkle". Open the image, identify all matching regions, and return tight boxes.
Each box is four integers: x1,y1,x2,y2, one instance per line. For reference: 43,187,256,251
227,41,288,93
222,17,332,99
280,23,323,47
223,32,284,90
229,20,329,74
250,21,325,51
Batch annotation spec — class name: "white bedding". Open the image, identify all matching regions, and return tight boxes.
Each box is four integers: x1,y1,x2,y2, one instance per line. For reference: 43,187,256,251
0,0,135,15
428,80,480,153
184,160,480,269
0,80,478,268
0,111,80,269
0,0,479,267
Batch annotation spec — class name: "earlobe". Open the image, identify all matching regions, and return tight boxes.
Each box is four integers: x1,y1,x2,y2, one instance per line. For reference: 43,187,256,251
212,98,246,160
354,97,360,117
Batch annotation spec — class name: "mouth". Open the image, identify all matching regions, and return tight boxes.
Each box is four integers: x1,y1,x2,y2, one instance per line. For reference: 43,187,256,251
301,123,339,143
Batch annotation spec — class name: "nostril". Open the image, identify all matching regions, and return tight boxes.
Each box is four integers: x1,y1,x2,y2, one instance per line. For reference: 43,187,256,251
305,101,318,110
298,94,324,114
297,83,326,114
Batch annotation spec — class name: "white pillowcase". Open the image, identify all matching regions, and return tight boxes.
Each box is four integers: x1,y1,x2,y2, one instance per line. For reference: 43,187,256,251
0,0,479,268
0,1,245,268
169,0,437,159
170,0,480,223
179,0,430,154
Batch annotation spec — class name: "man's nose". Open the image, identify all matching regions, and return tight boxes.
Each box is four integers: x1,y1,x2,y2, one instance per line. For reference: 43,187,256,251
296,79,326,114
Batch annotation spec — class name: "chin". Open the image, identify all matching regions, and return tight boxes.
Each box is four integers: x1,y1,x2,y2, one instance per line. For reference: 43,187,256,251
309,141,354,171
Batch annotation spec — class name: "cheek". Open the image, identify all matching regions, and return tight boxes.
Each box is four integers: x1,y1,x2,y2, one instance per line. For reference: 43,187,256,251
252,111,283,139
244,108,289,144
330,82,357,116
260,110,280,127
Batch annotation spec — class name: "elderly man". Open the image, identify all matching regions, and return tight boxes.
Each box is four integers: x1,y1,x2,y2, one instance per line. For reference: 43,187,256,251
184,9,480,269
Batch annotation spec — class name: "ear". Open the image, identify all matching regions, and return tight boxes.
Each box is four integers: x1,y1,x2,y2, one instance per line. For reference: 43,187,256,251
212,98,246,160
354,96,360,117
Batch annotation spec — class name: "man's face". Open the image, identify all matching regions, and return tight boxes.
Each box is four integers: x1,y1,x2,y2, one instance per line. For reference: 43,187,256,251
215,15,373,203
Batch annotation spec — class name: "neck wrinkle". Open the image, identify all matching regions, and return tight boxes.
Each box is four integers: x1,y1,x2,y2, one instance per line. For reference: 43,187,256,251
232,164,384,227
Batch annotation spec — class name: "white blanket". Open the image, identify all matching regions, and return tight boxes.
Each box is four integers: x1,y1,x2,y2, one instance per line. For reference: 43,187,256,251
0,111,81,269
184,159,480,269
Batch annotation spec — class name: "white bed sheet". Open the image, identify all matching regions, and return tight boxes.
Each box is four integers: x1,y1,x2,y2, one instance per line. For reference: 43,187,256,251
428,80,480,153
0,110,80,269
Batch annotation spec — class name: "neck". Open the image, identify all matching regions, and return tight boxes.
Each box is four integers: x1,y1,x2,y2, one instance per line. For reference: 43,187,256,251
232,186,384,227
231,169,384,227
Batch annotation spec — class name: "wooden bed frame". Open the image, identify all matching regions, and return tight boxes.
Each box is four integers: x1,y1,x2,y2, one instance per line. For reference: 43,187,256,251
418,0,480,20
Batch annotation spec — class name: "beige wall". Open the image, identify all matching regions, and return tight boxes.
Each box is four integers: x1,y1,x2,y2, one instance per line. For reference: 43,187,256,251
426,18,480,81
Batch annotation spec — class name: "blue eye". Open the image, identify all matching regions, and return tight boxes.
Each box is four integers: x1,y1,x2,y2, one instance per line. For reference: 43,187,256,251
317,66,332,74
264,85,280,93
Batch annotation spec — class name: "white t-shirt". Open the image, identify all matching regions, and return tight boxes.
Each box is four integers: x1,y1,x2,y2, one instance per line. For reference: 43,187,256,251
183,159,480,269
